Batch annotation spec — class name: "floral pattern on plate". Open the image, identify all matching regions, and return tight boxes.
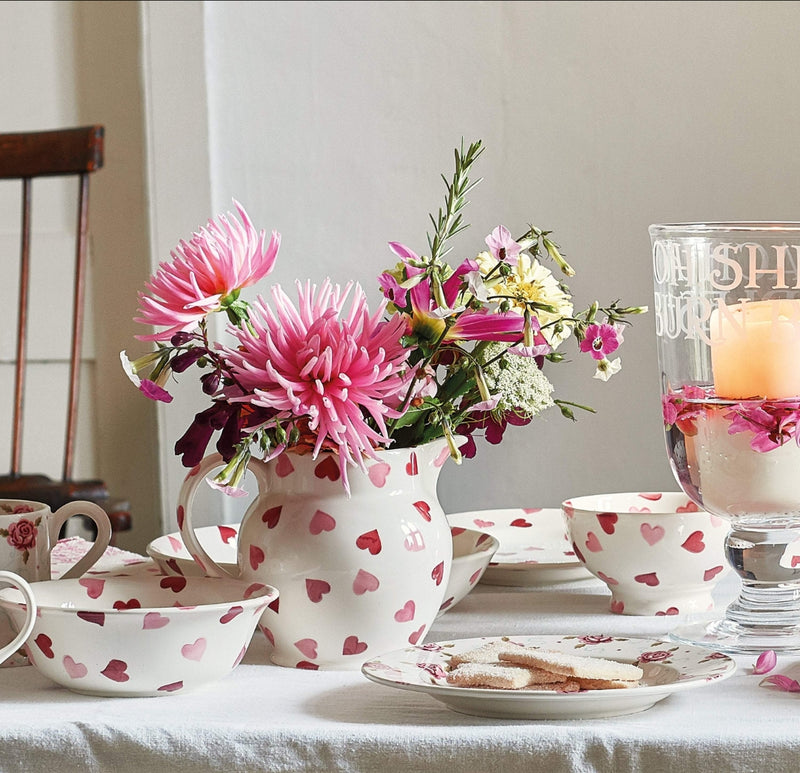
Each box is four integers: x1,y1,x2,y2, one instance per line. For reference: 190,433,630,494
361,634,736,720
447,508,592,585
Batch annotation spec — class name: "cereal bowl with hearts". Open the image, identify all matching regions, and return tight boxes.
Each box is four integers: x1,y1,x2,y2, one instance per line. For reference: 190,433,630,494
562,492,730,616
0,575,277,697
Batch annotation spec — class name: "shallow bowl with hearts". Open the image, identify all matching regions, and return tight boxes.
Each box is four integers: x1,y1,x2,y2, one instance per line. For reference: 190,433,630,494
0,574,277,697
562,492,730,616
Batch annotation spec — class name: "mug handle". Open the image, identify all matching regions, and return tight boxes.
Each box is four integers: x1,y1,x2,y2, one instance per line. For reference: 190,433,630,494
177,453,270,580
49,501,113,580
0,571,37,665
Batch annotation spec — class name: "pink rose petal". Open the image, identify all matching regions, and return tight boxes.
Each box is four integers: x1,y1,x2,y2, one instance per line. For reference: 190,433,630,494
753,649,777,675
760,674,800,692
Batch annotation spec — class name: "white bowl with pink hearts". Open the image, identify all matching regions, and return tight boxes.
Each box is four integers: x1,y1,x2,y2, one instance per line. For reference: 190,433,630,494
0,575,277,697
562,492,730,616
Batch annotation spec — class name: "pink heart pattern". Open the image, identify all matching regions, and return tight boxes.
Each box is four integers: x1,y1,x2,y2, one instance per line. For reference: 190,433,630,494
262,506,281,529
342,635,367,655
220,606,243,624
143,612,169,630
394,600,415,622
218,525,237,544
275,454,295,478
585,532,603,552
704,565,724,581
408,625,425,645
101,659,130,682
681,531,706,553
641,523,665,546
294,638,318,659
63,655,87,679
356,529,382,555
306,579,331,603
79,578,105,599
249,545,266,570
367,462,391,488
35,634,54,658
353,569,380,595
181,638,207,661
77,611,105,627
634,572,660,587
309,510,336,535
597,513,618,534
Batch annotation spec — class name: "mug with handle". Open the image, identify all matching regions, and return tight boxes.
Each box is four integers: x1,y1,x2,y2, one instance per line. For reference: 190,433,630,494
0,499,112,581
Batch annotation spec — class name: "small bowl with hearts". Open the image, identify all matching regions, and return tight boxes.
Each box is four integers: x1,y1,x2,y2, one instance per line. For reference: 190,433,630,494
0,574,278,697
561,492,730,616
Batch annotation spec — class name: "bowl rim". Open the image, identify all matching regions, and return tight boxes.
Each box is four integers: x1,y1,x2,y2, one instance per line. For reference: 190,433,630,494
563,491,705,516
0,576,277,615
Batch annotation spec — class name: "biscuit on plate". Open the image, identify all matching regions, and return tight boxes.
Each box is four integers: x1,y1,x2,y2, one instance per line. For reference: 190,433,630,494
446,662,553,690
497,647,643,682
448,640,521,667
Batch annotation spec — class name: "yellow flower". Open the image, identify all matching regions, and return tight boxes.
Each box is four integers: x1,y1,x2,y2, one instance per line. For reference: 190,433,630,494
476,252,574,348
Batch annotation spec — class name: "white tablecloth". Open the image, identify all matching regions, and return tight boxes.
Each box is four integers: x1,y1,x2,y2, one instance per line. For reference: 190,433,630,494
0,541,796,773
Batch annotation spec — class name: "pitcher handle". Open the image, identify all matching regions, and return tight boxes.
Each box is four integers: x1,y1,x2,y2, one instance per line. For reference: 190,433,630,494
0,571,37,666
177,453,270,579
50,501,113,580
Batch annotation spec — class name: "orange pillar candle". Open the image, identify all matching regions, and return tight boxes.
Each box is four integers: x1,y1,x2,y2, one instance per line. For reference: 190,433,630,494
710,299,800,399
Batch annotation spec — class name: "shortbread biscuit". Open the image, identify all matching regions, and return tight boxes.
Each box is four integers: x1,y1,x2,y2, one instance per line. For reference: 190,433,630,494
574,677,639,690
498,647,644,682
446,662,550,689
524,679,582,693
449,640,521,666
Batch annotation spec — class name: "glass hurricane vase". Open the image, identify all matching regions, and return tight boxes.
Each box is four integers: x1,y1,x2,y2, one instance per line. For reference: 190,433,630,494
651,222,800,653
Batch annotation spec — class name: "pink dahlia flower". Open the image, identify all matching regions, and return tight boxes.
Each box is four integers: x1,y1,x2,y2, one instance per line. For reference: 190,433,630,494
135,201,281,341
223,280,411,490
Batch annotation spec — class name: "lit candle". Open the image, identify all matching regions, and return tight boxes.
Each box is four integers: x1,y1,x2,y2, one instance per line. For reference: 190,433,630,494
710,299,800,399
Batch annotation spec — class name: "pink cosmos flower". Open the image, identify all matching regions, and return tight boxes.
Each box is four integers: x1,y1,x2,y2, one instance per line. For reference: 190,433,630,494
579,322,624,361
135,201,281,341
222,280,411,491
485,225,522,266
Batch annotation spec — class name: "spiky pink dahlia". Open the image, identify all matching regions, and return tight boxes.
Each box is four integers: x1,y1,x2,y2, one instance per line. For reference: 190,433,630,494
223,280,411,488
135,201,281,341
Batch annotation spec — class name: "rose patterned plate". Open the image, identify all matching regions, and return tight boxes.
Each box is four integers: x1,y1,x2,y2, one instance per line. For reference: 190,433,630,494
447,508,593,585
361,634,736,720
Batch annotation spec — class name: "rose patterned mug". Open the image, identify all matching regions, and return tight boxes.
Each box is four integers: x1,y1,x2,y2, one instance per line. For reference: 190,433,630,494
0,499,112,582
0,499,112,667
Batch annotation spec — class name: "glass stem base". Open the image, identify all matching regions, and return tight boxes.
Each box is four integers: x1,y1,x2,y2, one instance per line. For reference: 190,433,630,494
669,525,800,654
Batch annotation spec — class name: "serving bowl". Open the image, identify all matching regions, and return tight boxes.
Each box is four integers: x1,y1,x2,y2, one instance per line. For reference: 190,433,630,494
562,492,730,616
147,524,497,617
0,575,277,697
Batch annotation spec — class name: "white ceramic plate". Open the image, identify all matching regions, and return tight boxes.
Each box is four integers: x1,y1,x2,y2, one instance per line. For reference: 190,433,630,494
148,524,498,615
361,634,736,720
447,508,592,585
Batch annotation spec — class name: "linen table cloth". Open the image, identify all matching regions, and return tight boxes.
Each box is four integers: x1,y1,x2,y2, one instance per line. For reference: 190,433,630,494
0,540,793,773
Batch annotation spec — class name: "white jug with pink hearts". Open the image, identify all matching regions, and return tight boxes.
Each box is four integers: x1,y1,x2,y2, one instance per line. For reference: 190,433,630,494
177,438,454,670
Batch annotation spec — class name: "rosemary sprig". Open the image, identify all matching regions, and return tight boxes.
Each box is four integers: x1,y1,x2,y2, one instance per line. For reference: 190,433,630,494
427,140,484,263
